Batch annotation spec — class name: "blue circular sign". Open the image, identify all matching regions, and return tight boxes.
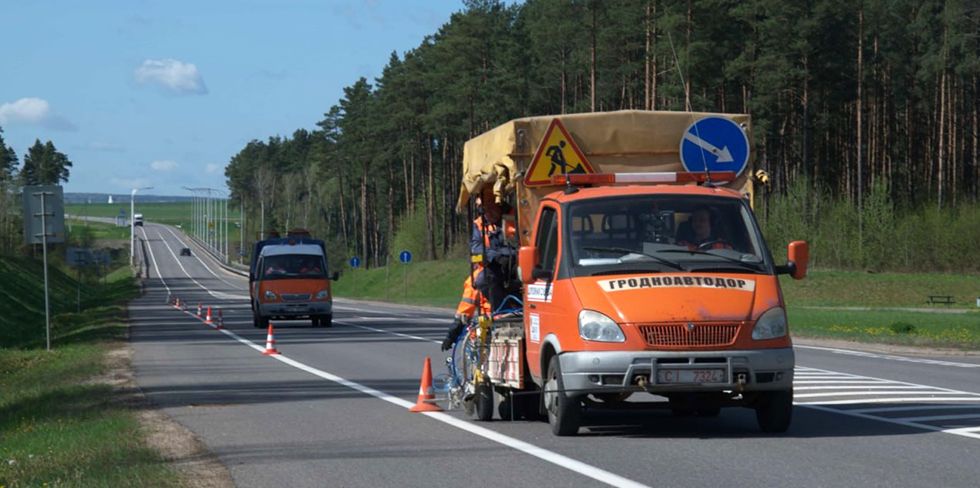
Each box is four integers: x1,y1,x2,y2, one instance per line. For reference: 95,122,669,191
679,117,750,177
399,250,412,264
349,256,361,268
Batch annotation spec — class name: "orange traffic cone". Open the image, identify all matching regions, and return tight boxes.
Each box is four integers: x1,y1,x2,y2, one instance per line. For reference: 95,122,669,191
197,303,202,317
215,309,224,330
205,306,213,324
409,356,443,413
262,323,279,355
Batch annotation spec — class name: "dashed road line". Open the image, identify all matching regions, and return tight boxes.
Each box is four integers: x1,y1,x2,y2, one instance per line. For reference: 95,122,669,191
796,345,980,369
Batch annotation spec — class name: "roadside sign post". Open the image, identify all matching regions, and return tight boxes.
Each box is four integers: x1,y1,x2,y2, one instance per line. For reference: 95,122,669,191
399,250,412,300
350,256,361,291
24,186,64,352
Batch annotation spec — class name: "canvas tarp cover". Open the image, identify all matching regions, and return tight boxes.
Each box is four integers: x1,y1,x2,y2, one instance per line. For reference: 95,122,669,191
458,110,752,210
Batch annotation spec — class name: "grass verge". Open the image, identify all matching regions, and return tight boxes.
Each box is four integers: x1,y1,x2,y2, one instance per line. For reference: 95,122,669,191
789,307,980,350
0,257,182,487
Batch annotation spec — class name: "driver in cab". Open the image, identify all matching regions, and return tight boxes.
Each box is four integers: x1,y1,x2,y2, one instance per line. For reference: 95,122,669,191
676,206,731,251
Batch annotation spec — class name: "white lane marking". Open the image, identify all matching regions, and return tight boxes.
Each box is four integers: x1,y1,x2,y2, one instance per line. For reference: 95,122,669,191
802,404,980,441
795,385,934,391
898,413,980,422
794,380,893,385
139,226,170,295
796,345,980,369
341,316,447,323
340,320,441,345
850,405,980,414
799,397,980,406
177,311,649,488
163,225,242,289
152,228,247,301
796,391,971,398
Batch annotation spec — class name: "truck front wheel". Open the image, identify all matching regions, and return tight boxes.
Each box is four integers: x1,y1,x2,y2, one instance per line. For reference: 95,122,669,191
545,356,582,436
755,389,793,433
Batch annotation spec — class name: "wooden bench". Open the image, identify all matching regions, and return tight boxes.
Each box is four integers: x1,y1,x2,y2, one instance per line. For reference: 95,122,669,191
926,295,955,305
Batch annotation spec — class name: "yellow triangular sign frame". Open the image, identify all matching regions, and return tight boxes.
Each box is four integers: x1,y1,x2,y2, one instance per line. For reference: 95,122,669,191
524,118,596,187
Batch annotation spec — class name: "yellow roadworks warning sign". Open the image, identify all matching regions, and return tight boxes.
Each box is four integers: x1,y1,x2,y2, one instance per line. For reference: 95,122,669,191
524,118,595,187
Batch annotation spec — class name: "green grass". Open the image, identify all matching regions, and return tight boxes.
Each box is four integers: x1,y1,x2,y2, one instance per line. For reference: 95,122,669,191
67,218,131,241
0,257,182,487
780,269,980,308
332,258,471,308
789,307,980,349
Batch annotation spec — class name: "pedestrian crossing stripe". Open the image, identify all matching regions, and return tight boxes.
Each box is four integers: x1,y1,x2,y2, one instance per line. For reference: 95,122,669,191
524,118,596,187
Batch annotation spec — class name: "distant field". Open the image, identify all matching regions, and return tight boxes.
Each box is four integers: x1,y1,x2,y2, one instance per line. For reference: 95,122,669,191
68,202,244,253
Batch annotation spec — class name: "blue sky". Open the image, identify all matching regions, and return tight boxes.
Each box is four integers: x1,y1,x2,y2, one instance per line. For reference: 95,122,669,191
0,0,466,196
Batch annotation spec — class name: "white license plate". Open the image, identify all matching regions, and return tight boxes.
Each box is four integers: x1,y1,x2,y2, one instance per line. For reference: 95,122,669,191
656,369,726,384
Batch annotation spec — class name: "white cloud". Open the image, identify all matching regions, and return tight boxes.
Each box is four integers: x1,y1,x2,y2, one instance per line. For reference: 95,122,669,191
205,163,221,174
134,59,208,95
0,97,77,130
150,160,178,172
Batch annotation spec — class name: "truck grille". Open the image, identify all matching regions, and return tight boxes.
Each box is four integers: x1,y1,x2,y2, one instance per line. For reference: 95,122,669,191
637,322,741,348
281,293,311,302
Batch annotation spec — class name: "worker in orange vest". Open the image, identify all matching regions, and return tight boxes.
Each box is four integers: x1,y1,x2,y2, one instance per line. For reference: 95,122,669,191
441,274,490,351
470,191,517,313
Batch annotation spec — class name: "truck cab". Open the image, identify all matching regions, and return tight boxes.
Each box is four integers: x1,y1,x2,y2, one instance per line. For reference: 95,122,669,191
518,178,807,434
249,235,338,328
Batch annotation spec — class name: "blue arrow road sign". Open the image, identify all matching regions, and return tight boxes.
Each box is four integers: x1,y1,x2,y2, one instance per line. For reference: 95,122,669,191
349,256,361,268
679,117,750,176
399,250,412,264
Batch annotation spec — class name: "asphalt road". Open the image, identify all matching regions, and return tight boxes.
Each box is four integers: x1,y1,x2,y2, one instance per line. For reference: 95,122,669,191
130,222,980,488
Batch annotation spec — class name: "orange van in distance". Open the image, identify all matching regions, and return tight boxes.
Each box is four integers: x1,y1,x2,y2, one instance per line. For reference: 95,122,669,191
249,230,338,328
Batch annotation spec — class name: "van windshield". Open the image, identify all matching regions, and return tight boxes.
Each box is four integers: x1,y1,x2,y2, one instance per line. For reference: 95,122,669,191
260,254,326,280
566,195,771,275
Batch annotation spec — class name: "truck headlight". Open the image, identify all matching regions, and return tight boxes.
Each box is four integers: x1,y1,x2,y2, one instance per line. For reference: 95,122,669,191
752,307,787,340
578,310,625,342
315,289,329,300
264,290,277,301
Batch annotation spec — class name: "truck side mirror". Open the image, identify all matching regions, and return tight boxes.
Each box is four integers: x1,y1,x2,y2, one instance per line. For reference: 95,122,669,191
785,240,808,280
518,246,538,283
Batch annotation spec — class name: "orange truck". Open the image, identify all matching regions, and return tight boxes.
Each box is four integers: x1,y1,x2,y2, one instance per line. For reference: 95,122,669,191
249,230,339,328
458,110,808,436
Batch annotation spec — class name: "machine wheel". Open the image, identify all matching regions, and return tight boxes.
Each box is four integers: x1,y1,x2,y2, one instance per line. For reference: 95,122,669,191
755,389,793,433
255,314,269,329
474,381,494,421
544,356,581,436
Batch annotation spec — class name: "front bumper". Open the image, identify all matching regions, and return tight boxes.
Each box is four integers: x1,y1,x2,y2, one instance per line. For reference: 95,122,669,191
257,301,332,318
559,347,794,398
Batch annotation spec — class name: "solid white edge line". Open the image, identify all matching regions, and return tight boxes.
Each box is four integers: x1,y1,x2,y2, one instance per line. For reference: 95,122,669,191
796,345,980,369
797,367,980,396
174,310,650,488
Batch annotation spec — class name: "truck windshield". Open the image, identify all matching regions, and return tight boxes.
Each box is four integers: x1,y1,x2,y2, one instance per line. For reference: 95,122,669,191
566,195,771,275
260,254,326,280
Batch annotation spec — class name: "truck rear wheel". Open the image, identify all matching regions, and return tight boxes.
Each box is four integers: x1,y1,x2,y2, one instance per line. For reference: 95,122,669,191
755,389,793,433
475,381,494,421
545,356,581,436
